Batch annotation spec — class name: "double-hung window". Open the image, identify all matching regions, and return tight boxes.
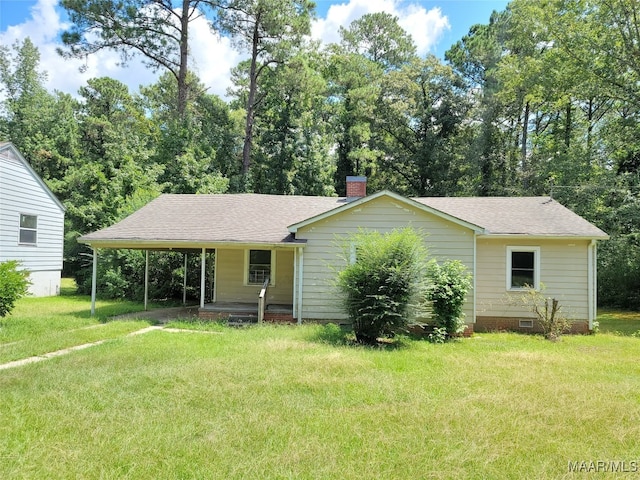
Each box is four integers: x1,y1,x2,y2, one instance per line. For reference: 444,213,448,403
19,214,37,245
246,249,274,285
507,246,540,290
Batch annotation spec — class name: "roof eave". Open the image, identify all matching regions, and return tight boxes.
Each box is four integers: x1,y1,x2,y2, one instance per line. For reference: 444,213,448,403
77,238,307,249
476,233,610,240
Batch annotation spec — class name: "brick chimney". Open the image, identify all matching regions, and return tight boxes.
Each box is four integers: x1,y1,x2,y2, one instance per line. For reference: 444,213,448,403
346,176,367,198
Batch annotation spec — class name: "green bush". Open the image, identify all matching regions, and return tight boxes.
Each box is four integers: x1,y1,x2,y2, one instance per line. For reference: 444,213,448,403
336,228,429,345
426,260,472,337
0,260,30,318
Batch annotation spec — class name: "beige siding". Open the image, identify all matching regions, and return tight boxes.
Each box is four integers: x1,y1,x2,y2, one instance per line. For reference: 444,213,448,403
297,196,476,321
215,248,294,304
476,238,590,320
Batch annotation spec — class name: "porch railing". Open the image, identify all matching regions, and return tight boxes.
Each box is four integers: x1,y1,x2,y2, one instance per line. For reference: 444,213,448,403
258,276,270,323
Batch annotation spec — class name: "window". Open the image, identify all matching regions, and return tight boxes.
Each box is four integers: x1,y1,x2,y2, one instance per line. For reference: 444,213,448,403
246,249,274,285
19,214,37,245
507,246,540,290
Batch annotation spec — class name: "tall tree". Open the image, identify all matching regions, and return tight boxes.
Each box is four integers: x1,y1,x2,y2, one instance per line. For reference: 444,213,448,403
59,0,213,116
446,13,513,195
141,71,239,193
325,48,382,195
249,47,335,195
217,0,315,180
0,38,79,186
374,56,470,196
339,12,417,72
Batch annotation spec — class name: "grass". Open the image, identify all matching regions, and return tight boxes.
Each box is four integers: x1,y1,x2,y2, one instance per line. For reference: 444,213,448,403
0,278,152,363
1,292,640,479
596,308,640,335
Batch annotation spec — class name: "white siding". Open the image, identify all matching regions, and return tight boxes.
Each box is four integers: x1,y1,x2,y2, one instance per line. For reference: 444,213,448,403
0,146,64,296
297,196,476,321
476,238,590,320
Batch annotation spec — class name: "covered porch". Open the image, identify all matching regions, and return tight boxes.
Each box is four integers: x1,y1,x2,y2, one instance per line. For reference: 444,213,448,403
83,242,305,324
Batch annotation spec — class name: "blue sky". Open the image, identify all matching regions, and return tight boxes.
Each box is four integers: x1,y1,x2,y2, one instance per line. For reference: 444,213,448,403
0,0,509,98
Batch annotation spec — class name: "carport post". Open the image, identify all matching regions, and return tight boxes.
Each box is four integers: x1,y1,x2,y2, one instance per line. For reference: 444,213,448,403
200,248,206,309
144,250,149,311
90,248,98,316
183,253,188,305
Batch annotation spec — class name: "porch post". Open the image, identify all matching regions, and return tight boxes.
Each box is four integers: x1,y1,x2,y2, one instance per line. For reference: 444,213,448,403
200,248,206,309
183,253,188,305
144,250,149,311
297,247,304,324
90,248,98,316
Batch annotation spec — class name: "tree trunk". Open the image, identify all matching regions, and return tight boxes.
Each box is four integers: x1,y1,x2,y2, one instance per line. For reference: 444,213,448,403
521,101,530,189
242,13,261,177
177,0,190,117
564,101,572,149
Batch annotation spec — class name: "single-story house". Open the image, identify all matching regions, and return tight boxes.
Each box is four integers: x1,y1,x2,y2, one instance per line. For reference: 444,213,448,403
79,177,608,333
0,142,65,296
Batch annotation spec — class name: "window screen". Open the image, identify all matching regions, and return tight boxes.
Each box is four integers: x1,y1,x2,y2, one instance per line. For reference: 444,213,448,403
248,250,271,284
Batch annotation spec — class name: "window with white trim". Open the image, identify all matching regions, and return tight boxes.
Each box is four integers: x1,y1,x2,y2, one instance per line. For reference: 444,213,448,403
246,249,275,285
19,214,37,245
507,246,540,290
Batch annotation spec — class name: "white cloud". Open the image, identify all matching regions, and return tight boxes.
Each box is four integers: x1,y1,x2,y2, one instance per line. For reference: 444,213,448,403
1,0,448,101
0,0,239,100
311,0,450,56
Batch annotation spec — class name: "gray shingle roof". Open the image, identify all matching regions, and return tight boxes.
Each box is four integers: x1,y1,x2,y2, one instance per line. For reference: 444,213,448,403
80,194,348,244
416,196,608,237
79,192,608,246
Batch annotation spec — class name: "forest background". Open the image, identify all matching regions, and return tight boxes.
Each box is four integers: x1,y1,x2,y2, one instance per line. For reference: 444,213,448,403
1,0,638,309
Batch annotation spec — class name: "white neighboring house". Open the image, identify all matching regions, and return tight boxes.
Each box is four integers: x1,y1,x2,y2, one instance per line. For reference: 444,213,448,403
0,142,65,296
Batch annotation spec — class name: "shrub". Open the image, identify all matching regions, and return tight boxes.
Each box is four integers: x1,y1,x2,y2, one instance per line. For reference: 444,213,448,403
520,288,572,341
336,228,429,345
0,260,30,318
426,260,472,337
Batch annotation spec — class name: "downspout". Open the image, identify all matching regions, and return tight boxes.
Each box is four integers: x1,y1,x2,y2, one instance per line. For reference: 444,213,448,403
90,248,98,316
473,232,477,325
588,240,596,330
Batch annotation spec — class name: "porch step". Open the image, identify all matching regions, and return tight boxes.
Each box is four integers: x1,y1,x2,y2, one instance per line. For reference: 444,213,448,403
227,314,258,326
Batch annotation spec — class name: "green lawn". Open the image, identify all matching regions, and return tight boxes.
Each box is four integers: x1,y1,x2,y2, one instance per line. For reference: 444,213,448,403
1,291,640,479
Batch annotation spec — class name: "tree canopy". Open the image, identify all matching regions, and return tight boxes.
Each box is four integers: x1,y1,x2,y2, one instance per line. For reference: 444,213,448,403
2,0,639,307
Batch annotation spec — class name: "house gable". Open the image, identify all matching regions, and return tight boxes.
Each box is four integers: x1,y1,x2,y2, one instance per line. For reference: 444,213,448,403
0,143,65,296
0,143,65,213
288,190,485,236
293,193,479,321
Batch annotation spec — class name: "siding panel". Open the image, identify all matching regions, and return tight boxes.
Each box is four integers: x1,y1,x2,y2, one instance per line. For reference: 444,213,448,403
215,248,294,305
476,238,590,320
0,145,65,295
297,196,475,321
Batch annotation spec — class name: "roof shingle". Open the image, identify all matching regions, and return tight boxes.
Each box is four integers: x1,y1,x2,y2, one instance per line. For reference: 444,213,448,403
79,192,608,245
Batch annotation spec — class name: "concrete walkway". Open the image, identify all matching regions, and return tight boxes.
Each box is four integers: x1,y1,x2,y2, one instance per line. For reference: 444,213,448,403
110,306,199,323
0,324,220,371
